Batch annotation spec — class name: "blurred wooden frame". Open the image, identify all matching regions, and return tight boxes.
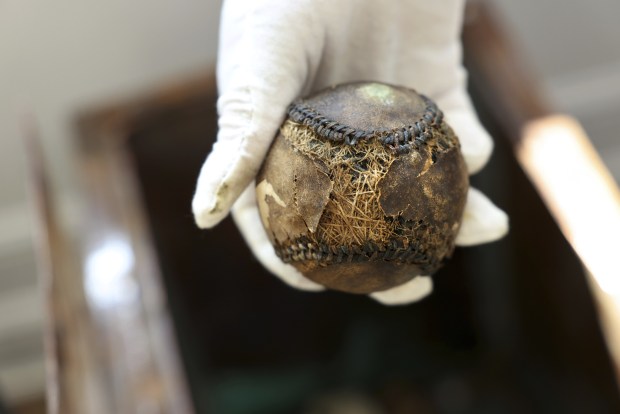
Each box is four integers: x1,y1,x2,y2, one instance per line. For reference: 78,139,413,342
464,2,620,383
25,2,620,413
26,78,213,413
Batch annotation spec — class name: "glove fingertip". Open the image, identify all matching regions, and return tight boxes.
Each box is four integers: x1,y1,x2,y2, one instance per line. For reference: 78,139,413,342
456,187,509,246
192,173,231,229
369,276,433,306
444,110,494,174
192,205,226,229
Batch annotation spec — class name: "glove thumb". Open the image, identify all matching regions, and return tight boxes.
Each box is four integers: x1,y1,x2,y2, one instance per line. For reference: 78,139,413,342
192,2,323,228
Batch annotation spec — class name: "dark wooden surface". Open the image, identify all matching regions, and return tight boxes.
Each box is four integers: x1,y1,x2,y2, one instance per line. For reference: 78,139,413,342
123,67,619,414
125,82,619,414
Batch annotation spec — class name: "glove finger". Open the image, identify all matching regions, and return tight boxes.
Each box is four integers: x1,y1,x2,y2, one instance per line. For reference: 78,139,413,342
435,86,493,175
456,187,509,246
232,184,325,291
192,1,324,228
369,276,433,305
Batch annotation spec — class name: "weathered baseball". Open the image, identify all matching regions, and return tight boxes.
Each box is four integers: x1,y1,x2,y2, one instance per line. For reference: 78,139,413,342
256,82,468,294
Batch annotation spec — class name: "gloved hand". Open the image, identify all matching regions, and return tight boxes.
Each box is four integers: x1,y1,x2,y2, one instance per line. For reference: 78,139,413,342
192,0,509,305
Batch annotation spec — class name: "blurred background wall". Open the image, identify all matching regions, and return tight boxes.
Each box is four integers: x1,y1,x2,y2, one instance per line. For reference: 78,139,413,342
0,0,618,409
0,0,223,407
492,0,620,177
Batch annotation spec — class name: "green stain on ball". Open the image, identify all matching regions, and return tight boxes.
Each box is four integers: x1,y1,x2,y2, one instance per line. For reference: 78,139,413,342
358,83,396,106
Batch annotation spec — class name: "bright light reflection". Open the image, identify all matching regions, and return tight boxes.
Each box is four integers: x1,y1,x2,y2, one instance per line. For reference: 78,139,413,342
519,116,620,297
84,234,138,308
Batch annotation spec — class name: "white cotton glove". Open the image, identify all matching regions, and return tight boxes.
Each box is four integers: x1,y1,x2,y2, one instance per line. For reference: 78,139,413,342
193,0,509,304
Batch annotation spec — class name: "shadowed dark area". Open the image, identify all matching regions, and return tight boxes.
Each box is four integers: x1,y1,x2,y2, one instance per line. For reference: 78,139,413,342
120,69,620,413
